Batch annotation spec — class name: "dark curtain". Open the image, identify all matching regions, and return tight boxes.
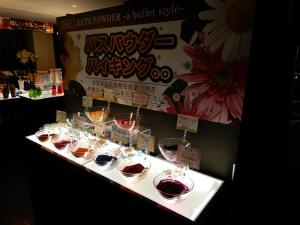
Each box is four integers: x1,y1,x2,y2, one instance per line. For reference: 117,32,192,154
0,29,33,71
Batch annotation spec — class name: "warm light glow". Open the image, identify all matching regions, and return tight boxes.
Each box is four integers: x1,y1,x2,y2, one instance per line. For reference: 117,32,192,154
72,4,77,8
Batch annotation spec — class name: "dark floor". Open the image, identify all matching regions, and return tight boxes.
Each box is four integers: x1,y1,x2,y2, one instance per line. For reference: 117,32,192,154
0,140,35,225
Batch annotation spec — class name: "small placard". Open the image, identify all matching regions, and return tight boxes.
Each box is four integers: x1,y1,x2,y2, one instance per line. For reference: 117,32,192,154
103,88,115,102
82,96,93,108
116,97,133,105
176,114,199,133
177,144,201,169
111,124,130,144
132,92,149,108
72,115,87,130
93,122,106,136
137,132,155,153
56,110,67,123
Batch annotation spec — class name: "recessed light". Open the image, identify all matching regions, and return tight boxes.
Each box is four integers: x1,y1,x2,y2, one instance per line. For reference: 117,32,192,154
72,4,77,8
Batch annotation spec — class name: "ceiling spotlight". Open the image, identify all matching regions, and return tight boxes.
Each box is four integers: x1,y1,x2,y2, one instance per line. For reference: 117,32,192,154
72,4,77,8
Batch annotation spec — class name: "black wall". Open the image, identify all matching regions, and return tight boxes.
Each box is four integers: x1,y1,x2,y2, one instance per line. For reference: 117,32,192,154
0,29,33,71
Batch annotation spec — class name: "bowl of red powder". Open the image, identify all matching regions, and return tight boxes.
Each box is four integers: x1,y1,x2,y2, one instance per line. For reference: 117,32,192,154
116,156,151,182
35,129,50,142
68,139,96,160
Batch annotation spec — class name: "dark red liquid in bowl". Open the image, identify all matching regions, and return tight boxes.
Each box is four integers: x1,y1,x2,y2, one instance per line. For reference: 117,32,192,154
156,179,189,199
38,134,49,142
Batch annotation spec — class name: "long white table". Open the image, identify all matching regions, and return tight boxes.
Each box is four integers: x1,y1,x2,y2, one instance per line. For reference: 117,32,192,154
26,134,223,222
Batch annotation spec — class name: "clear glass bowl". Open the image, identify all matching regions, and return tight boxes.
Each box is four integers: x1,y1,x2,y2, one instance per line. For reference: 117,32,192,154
113,113,141,131
85,106,110,123
51,133,74,150
153,171,194,203
35,129,50,142
116,156,151,182
158,137,190,162
68,139,96,160
94,147,122,170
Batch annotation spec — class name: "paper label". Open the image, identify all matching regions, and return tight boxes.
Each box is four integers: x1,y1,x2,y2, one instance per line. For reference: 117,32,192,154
137,132,155,153
93,121,106,136
82,96,93,108
132,92,149,108
176,114,199,133
56,110,67,123
72,115,88,130
177,144,201,169
111,124,130,144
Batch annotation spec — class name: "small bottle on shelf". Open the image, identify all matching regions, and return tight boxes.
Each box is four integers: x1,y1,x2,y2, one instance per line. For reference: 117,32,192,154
57,82,63,95
52,83,57,96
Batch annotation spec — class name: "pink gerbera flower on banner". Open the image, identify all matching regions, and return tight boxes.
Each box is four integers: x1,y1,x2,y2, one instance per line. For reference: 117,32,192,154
177,33,248,124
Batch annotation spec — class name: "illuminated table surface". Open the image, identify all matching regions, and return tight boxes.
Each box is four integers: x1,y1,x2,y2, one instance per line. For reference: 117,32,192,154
18,92,64,100
26,134,223,221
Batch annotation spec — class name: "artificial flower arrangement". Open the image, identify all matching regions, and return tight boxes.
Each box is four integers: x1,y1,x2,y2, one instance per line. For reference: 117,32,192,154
16,49,37,65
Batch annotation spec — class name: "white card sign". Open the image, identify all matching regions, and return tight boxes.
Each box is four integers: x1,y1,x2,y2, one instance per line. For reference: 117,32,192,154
132,92,149,108
111,124,130,144
93,121,106,136
137,132,155,153
176,114,199,133
82,96,93,108
72,115,88,130
56,110,67,123
177,144,201,169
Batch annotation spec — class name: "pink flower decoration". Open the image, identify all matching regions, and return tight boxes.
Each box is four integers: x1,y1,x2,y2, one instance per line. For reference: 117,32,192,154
176,33,248,124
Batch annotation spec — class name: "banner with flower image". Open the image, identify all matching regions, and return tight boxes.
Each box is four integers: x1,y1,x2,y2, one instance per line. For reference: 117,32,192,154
57,0,255,125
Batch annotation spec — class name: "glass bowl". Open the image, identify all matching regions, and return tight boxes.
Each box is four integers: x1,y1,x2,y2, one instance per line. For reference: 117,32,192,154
113,113,141,131
85,106,110,123
35,129,50,142
68,139,96,160
116,156,151,182
153,171,194,203
94,147,122,170
51,133,74,150
158,137,190,162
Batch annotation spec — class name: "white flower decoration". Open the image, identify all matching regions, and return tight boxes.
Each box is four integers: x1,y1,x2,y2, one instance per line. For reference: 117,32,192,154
16,49,37,65
199,0,255,61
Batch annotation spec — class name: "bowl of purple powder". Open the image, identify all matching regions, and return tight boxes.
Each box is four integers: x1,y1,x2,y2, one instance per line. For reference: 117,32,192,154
153,171,194,203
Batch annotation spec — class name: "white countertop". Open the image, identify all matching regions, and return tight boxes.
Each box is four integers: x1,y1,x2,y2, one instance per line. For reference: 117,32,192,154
26,134,223,221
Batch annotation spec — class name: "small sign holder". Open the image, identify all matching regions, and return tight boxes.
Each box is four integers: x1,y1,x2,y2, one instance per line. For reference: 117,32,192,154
176,114,199,142
137,127,155,155
56,110,67,123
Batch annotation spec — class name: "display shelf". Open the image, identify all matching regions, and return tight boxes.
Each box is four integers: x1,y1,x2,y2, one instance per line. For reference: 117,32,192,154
0,96,20,101
18,91,64,100
26,133,223,221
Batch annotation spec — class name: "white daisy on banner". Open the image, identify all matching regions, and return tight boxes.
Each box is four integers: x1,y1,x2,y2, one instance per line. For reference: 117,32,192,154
199,0,256,61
